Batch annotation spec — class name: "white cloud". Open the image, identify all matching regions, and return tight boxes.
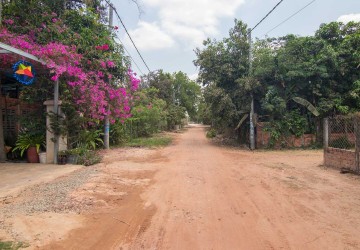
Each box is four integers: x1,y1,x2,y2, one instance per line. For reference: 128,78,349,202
162,21,208,48
337,13,360,23
141,0,245,48
189,72,198,81
125,21,176,51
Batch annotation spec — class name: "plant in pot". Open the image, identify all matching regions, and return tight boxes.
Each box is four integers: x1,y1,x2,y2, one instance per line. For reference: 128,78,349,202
13,130,45,163
65,148,84,164
57,150,67,165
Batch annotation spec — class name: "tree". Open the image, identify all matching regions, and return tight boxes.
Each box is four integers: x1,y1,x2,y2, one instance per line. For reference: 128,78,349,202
0,0,140,158
173,71,201,120
194,19,255,133
142,70,201,127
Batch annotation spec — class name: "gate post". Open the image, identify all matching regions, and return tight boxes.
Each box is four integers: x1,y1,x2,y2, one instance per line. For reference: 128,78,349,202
355,116,360,173
323,118,329,149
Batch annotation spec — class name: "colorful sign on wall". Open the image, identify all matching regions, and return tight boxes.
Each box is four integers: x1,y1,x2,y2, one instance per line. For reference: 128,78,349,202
13,60,36,85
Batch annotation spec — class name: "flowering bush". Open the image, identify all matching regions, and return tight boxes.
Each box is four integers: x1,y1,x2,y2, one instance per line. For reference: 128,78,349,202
0,3,140,123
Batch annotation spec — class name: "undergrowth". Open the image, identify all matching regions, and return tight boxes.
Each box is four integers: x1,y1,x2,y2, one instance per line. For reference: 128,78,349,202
0,241,29,250
125,135,172,148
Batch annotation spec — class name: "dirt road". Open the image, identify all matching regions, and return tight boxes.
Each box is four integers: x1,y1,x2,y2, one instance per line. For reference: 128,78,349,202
2,124,360,249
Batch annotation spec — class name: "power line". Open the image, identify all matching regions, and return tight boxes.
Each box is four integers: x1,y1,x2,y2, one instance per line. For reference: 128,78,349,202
116,36,145,75
250,0,285,32
104,0,151,73
265,0,317,36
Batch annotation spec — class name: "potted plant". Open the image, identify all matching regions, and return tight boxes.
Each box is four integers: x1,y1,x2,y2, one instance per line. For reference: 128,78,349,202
13,131,45,163
66,148,83,164
57,150,67,165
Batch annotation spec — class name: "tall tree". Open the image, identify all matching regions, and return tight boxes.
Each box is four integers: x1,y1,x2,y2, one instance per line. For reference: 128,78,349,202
194,19,257,131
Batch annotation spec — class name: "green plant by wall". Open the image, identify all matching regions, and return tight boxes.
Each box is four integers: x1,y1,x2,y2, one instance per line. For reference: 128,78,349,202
264,110,308,148
76,149,102,166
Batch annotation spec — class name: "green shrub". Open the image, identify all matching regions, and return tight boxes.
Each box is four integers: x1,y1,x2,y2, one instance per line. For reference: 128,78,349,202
0,241,29,250
206,128,217,138
77,150,102,166
125,136,172,148
110,122,130,145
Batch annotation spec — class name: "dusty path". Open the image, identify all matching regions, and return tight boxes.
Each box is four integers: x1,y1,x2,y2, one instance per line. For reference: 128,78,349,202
1,124,360,249
121,125,360,249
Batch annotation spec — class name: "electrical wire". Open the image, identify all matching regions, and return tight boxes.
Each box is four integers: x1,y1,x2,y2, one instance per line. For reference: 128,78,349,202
250,0,285,32
116,36,145,75
104,0,151,73
265,0,317,36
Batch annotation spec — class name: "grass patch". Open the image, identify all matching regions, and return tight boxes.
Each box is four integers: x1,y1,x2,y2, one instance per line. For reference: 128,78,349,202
125,135,172,148
0,241,29,250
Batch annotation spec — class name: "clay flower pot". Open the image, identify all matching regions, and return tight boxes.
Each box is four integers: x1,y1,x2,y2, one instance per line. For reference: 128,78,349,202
27,146,40,163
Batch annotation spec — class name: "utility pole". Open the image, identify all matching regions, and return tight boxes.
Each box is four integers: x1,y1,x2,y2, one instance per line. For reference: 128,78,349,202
0,0,2,26
53,79,59,164
0,4,6,162
248,28,255,150
104,3,113,149
0,76,6,162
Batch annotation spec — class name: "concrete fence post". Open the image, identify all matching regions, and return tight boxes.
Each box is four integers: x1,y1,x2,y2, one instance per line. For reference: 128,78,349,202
355,117,360,173
323,118,329,149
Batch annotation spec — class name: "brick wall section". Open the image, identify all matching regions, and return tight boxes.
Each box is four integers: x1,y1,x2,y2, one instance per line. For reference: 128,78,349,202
256,122,315,148
324,147,356,171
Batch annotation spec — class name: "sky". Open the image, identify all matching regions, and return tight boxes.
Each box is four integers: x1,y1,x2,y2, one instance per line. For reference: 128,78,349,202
112,0,360,79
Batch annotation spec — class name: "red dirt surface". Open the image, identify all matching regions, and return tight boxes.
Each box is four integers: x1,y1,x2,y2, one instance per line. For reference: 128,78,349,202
2,124,360,249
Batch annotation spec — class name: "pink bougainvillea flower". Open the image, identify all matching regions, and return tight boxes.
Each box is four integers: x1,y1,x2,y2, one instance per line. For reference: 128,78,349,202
0,26,140,122
51,75,59,81
4,19,14,25
106,60,115,68
100,61,106,68
102,44,109,50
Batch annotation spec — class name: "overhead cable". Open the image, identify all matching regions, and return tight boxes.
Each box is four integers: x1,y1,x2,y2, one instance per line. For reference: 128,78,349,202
265,0,317,36
250,0,285,32
116,36,145,75
104,0,151,73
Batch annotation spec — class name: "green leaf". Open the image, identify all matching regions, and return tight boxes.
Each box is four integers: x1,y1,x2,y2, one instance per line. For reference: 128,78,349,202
292,97,320,116
235,114,249,130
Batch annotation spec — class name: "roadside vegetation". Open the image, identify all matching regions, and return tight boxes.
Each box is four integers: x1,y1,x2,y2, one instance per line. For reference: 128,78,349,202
2,0,357,160
125,134,172,148
0,0,201,164
0,241,29,250
195,20,360,147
